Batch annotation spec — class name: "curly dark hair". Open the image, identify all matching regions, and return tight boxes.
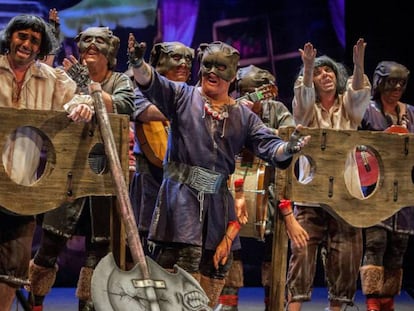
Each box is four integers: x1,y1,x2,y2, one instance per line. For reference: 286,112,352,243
0,14,58,59
297,55,349,101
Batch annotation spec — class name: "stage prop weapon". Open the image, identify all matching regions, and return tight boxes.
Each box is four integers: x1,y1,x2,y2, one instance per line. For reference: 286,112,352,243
89,82,211,311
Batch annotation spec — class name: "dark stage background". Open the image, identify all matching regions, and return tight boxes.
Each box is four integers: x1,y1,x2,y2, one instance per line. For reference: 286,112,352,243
1,0,413,289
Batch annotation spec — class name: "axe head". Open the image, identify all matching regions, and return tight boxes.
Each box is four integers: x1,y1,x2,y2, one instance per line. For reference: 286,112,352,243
91,252,212,311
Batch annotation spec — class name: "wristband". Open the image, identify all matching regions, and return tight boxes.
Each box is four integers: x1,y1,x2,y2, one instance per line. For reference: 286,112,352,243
283,141,295,155
278,199,293,215
228,220,241,231
234,178,244,192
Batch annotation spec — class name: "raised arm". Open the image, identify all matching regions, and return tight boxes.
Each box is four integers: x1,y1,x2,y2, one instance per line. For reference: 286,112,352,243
299,42,317,87
128,33,153,87
351,38,367,90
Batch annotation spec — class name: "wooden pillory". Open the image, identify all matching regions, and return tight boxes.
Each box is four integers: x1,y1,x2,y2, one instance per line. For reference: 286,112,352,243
0,107,129,215
0,107,129,264
271,126,414,310
2,110,413,310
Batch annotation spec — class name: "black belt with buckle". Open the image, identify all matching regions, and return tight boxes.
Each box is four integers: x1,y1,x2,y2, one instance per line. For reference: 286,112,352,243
164,161,227,194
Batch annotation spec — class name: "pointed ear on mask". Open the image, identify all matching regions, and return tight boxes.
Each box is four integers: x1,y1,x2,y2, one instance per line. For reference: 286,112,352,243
149,43,163,67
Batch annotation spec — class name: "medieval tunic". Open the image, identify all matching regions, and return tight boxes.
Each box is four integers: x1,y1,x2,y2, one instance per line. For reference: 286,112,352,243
138,69,291,252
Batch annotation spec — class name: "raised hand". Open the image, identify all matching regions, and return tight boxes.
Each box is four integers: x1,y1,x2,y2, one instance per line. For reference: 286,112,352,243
63,55,90,90
48,8,61,41
127,33,147,68
299,42,317,68
351,38,367,89
298,42,317,86
353,38,366,70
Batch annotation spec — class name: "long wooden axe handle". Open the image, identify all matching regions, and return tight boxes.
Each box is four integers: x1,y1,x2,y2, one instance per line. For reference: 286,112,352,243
89,82,160,311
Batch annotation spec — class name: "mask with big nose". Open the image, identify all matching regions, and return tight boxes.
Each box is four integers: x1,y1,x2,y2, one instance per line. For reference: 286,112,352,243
75,26,120,70
198,41,239,82
150,41,194,75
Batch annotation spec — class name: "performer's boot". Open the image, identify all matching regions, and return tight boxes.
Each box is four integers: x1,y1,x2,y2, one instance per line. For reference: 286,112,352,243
76,266,94,311
379,268,402,311
360,265,384,311
0,283,16,311
200,274,226,308
27,259,58,310
217,259,243,311
379,297,394,311
217,286,239,311
261,261,272,311
365,297,381,311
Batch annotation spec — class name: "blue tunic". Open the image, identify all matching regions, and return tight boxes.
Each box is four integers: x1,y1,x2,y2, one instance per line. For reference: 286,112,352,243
130,89,164,234
138,69,291,251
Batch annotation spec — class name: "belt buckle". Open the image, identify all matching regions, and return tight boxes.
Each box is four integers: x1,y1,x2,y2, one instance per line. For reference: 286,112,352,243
189,167,223,193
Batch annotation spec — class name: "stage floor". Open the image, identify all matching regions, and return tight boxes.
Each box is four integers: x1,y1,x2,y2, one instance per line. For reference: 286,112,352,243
14,287,413,311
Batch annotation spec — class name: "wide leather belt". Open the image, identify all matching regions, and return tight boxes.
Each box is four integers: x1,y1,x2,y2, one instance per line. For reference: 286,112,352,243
164,161,227,194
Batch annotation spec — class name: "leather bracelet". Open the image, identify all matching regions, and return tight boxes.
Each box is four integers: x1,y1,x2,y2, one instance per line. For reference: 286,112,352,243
283,211,293,217
283,141,295,155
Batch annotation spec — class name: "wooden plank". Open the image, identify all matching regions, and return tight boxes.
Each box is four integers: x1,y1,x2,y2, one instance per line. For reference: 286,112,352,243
270,126,414,310
284,127,414,228
0,107,129,215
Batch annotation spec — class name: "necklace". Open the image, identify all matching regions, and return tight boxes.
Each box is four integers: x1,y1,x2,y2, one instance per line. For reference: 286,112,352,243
203,98,229,121
201,95,230,138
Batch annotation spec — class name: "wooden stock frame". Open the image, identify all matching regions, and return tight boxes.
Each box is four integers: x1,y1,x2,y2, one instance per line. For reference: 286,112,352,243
270,126,414,310
0,107,129,215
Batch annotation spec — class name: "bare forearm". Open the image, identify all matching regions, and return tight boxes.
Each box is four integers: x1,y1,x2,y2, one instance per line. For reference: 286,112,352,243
299,42,316,87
